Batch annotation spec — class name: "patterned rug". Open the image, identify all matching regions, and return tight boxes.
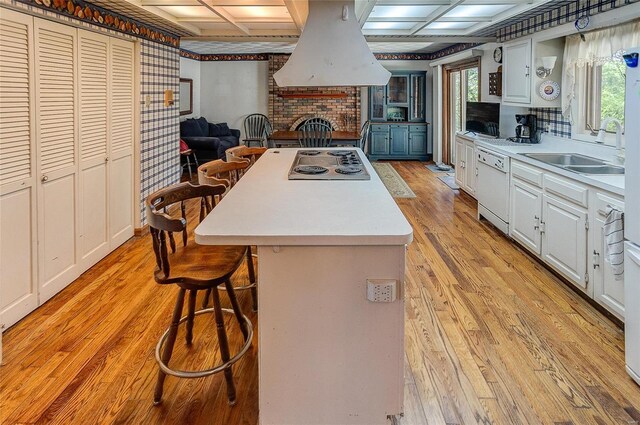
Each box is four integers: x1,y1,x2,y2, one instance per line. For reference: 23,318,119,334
371,162,416,199
438,175,460,190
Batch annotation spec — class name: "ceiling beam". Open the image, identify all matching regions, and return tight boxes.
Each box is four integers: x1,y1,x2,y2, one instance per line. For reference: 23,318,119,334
283,0,308,32
410,0,466,35
140,0,199,5
176,17,294,23
367,16,493,22
123,0,202,35
181,34,496,43
142,0,285,4
357,0,377,28
376,0,534,4
196,0,250,35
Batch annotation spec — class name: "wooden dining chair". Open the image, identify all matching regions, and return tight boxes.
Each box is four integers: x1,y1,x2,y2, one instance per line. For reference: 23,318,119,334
226,146,267,167
243,113,271,147
146,182,253,407
298,122,333,148
303,117,332,129
197,158,258,312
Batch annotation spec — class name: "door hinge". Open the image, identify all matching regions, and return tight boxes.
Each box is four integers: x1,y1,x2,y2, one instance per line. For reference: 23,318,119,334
593,250,600,269
539,220,546,234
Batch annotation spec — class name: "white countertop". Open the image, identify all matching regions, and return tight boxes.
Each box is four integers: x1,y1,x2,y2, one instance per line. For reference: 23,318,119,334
472,135,625,196
195,148,414,246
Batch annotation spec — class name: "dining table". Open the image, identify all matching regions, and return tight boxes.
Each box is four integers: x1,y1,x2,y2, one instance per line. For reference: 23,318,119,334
267,130,361,147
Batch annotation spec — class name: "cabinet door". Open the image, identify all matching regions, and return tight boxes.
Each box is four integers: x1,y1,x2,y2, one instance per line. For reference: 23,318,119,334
592,195,625,319
464,143,476,195
409,74,425,122
510,178,542,255
454,139,465,188
35,18,80,304
370,86,387,121
387,75,409,105
109,38,135,249
542,195,588,290
78,30,110,271
408,131,427,156
370,131,389,156
503,39,532,104
390,126,408,155
0,10,38,330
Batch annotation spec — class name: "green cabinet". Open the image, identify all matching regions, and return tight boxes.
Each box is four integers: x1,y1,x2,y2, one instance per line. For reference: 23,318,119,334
370,130,389,156
409,130,427,156
368,124,428,161
390,126,408,155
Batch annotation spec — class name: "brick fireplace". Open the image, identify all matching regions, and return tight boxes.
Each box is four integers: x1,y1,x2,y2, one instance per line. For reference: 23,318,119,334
268,54,361,132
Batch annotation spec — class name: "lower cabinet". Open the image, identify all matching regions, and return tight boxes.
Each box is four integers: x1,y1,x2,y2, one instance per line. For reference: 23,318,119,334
591,192,625,320
509,159,625,318
367,124,428,160
454,134,477,198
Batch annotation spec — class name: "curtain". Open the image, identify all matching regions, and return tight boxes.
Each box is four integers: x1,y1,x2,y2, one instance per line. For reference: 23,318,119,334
562,20,640,122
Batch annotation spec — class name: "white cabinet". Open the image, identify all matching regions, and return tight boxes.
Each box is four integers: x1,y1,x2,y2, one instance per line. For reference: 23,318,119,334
0,12,135,330
503,39,532,104
591,192,625,320
502,37,565,108
510,178,543,255
454,134,476,198
542,195,588,290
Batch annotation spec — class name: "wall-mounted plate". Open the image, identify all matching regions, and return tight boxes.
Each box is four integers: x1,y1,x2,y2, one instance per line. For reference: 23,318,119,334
539,80,560,101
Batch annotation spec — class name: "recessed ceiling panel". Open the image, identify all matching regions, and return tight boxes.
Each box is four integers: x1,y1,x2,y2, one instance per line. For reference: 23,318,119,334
444,5,513,18
363,22,416,30
369,5,439,19
222,6,291,20
156,5,219,19
425,21,478,30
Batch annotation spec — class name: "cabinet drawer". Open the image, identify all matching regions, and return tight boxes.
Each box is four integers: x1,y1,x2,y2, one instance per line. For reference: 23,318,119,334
511,161,543,187
409,125,426,132
594,192,624,218
371,125,389,132
543,173,588,208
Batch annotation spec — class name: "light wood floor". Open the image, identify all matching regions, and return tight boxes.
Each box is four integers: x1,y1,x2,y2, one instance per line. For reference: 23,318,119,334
1,162,639,425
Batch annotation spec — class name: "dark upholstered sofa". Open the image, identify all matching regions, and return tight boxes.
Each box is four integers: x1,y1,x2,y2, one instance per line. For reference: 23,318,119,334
180,117,240,163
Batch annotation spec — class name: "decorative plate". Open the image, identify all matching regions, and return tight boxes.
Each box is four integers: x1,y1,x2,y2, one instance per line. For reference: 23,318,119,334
539,80,560,101
575,15,590,31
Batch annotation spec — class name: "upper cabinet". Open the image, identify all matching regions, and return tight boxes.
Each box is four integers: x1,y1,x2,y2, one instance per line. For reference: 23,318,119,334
369,72,426,122
502,37,565,108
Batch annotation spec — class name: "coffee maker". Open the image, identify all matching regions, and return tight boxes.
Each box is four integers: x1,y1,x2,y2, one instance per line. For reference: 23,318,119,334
514,114,542,143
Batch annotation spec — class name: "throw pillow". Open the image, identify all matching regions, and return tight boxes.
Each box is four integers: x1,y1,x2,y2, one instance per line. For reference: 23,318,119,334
209,122,232,137
195,117,209,136
180,118,204,137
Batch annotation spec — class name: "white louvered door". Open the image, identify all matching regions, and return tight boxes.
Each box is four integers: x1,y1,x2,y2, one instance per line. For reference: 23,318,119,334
0,10,38,330
108,38,134,248
78,30,110,270
34,19,80,303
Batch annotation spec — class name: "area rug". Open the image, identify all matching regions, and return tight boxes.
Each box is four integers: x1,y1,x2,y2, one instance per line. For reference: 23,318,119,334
438,175,460,190
426,163,453,173
371,163,416,198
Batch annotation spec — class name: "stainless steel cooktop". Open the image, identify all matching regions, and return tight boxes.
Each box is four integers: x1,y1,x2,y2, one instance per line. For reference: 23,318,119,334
288,150,371,180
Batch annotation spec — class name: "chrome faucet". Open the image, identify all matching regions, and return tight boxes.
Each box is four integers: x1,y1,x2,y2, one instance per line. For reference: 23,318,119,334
597,117,625,164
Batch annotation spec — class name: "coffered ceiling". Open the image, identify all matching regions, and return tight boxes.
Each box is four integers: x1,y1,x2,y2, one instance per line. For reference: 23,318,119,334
114,0,559,53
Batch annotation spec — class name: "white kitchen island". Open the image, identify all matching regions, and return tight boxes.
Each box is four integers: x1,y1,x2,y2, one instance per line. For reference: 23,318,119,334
195,148,413,425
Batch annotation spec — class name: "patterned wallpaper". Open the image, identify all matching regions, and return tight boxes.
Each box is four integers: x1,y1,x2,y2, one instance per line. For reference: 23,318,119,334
140,41,181,225
529,108,572,139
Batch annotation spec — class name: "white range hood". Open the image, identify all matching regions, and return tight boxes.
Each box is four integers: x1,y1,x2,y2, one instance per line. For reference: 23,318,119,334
274,0,391,87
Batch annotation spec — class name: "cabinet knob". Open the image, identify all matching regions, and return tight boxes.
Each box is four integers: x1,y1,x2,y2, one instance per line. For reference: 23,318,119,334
105,157,109,162
41,175,48,182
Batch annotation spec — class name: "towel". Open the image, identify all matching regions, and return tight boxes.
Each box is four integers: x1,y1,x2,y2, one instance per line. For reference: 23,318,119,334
604,207,625,281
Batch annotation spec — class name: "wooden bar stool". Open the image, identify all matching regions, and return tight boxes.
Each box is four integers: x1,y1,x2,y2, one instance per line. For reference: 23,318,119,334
197,158,258,312
226,146,267,168
180,139,199,181
146,182,253,406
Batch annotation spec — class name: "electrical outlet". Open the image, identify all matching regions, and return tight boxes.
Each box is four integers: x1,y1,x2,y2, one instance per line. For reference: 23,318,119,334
367,279,398,303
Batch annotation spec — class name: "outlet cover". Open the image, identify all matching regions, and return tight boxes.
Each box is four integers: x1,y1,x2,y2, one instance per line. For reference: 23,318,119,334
367,279,398,303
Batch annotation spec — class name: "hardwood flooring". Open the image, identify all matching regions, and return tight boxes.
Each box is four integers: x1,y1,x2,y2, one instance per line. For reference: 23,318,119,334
1,161,639,424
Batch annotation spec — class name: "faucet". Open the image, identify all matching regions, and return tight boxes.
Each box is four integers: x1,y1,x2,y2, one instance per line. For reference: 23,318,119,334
597,117,625,164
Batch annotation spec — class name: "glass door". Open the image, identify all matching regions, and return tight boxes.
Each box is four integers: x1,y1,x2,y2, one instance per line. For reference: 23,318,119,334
410,74,425,121
370,85,386,121
387,75,409,105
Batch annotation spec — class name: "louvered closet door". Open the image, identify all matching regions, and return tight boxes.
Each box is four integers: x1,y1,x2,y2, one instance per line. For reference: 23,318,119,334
78,30,110,271
34,19,80,303
108,37,134,248
0,10,38,329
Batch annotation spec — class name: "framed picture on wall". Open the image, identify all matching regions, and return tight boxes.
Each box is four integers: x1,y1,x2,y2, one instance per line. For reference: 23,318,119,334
179,78,193,115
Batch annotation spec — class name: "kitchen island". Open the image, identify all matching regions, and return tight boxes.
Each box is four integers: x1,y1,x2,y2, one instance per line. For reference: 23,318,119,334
195,148,413,425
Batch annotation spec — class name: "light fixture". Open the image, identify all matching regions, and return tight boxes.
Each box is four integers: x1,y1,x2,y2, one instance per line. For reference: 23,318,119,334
536,56,557,78
273,0,391,87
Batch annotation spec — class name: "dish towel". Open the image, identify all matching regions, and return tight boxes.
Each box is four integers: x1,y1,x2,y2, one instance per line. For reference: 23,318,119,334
604,207,625,281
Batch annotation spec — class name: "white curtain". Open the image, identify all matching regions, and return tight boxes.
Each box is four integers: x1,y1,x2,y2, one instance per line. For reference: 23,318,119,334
562,20,640,122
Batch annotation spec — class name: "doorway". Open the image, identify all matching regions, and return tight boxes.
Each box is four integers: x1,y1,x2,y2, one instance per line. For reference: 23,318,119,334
442,60,480,165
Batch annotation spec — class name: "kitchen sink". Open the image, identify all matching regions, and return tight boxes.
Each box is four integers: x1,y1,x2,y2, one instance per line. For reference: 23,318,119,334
523,153,607,166
564,165,625,175
521,153,624,175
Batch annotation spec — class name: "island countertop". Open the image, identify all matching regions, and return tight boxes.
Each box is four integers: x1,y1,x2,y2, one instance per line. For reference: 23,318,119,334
195,148,413,246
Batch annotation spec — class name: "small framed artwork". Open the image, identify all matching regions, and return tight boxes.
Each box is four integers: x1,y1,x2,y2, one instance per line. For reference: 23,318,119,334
179,78,193,115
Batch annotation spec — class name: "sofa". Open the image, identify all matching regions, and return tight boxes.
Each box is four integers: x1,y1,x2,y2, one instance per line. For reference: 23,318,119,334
180,117,241,163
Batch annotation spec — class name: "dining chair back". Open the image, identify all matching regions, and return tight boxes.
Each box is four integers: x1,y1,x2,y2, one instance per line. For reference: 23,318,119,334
303,117,332,129
198,158,250,195
226,146,267,166
298,122,333,148
243,113,271,147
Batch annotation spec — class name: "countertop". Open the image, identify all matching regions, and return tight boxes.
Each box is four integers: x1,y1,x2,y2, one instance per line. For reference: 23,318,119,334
470,134,625,196
195,148,414,246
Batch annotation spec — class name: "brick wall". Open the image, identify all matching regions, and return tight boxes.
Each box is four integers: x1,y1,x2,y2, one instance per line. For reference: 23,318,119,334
268,54,360,132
